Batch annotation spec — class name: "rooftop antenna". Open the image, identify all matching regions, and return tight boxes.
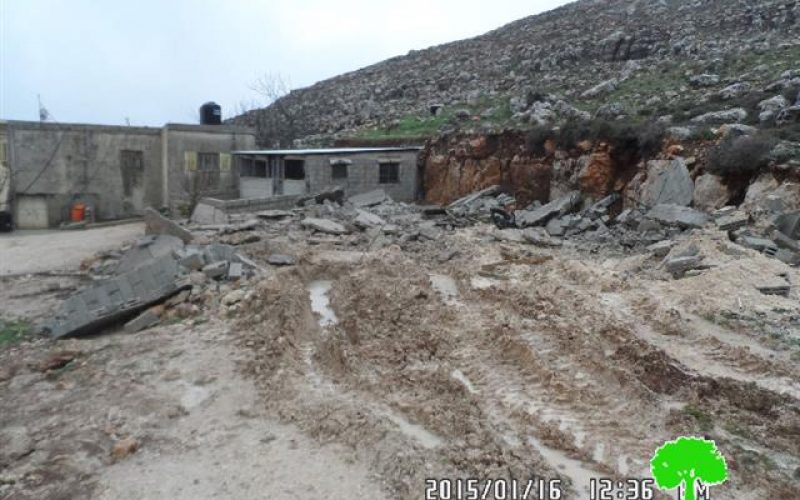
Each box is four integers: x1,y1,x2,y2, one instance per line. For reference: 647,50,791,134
38,94,50,122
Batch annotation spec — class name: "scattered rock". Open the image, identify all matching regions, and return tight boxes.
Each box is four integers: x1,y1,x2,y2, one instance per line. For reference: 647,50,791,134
38,351,80,372
348,189,390,207
301,218,348,235
691,108,747,125
202,261,229,280
111,437,139,462
516,191,581,227
222,290,246,306
353,210,386,229
647,204,709,229
267,254,297,266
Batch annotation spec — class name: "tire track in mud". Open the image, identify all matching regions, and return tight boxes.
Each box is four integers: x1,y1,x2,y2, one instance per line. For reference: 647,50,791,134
599,292,800,400
445,252,800,498
235,250,800,499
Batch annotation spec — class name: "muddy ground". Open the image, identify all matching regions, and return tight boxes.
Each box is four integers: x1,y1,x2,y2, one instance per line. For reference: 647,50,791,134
1,221,799,499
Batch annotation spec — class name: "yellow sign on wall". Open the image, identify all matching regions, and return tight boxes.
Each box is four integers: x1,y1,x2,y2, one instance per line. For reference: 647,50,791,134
220,153,231,172
184,151,198,172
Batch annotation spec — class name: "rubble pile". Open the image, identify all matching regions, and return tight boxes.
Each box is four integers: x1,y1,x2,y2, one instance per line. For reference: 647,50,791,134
45,175,800,338
49,231,258,338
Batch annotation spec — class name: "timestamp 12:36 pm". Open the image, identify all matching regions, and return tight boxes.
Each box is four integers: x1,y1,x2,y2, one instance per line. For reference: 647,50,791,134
424,477,662,500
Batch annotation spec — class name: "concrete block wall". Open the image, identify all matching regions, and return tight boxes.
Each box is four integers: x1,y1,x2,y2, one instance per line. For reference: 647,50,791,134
301,151,419,202
6,122,162,226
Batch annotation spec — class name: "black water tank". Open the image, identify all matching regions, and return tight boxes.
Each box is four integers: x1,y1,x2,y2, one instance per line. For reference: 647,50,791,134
199,102,222,125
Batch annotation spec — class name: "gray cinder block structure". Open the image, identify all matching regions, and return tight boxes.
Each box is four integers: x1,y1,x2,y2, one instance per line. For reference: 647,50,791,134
234,147,422,203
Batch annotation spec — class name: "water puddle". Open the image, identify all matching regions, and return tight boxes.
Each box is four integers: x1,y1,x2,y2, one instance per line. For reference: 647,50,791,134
528,436,598,497
308,280,338,327
382,409,443,449
429,274,462,306
451,369,478,394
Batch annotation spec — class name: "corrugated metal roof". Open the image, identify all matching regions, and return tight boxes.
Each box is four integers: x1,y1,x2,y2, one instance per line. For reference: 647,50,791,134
232,146,423,156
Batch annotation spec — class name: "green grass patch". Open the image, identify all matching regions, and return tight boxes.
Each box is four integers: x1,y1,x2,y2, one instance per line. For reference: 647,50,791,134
353,94,520,142
0,318,33,347
684,405,715,432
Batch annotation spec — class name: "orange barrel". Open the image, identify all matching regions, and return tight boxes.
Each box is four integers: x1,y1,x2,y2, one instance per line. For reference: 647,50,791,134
71,202,86,222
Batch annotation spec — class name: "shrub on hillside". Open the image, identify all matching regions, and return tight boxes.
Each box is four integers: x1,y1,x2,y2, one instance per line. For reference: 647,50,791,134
525,125,555,155
554,118,665,158
707,134,776,176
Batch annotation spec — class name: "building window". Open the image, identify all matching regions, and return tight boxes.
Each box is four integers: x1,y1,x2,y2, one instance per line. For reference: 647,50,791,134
285,159,305,180
120,150,144,196
254,160,268,177
197,152,221,189
239,158,254,177
379,162,400,184
331,162,348,179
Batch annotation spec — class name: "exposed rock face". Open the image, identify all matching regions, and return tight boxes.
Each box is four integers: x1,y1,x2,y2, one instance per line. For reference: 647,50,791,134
693,173,731,211
232,0,800,146
577,142,616,199
640,158,694,207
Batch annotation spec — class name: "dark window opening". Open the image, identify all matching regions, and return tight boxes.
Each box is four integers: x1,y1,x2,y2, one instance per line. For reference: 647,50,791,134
120,150,144,197
254,160,268,177
285,159,305,180
331,162,348,179
379,162,400,184
239,158,254,176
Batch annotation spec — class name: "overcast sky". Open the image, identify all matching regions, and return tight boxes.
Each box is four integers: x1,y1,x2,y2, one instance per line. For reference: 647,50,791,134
1,0,569,126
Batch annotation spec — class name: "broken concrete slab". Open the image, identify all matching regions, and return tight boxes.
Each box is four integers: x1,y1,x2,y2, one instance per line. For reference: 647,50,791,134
491,228,526,243
124,308,160,333
663,255,707,277
447,185,501,210
771,231,800,253
227,262,244,280
737,236,779,253
255,210,294,220
647,240,676,258
640,158,694,207
756,284,791,296
516,191,582,227
775,211,800,239
267,254,297,266
176,248,205,271
49,255,186,338
349,189,390,207
144,207,193,244
646,204,709,229
220,220,260,234
545,217,568,237
353,209,386,229
715,212,749,231
117,235,184,274
203,244,237,265
523,227,563,247
301,217,349,235
202,261,228,280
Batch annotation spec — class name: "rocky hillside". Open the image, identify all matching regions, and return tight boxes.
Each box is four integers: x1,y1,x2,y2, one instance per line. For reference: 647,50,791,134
233,0,800,147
